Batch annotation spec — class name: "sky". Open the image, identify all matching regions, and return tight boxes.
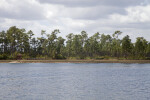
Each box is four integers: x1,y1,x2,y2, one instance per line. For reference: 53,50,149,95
0,0,150,41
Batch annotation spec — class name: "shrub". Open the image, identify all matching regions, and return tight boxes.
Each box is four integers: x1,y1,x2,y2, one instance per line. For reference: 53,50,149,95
95,57,104,60
54,54,66,59
145,57,150,60
0,54,9,60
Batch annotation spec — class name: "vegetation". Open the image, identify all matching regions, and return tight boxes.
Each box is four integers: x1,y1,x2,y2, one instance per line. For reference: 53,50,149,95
0,26,150,60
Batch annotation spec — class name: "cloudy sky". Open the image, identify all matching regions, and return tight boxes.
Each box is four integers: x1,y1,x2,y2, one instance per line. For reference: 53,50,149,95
0,0,150,41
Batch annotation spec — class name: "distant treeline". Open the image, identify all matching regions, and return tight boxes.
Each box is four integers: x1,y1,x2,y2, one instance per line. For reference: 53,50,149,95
0,26,150,60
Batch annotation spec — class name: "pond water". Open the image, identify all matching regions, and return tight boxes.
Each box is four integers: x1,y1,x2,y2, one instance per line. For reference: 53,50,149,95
0,63,150,100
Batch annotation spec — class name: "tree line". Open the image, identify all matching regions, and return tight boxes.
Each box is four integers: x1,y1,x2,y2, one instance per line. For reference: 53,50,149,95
0,26,150,60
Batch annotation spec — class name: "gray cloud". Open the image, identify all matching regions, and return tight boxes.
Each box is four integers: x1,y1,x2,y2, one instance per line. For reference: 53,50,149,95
37,0,145,7
58,6,126,20
37,0,148,20
0,0,150,42
0,0,45,20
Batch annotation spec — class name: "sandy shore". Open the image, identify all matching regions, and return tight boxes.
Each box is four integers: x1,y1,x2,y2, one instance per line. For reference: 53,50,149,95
0,60,150,63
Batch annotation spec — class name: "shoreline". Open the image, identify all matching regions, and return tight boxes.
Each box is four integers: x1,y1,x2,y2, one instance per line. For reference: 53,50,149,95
0,60,150,63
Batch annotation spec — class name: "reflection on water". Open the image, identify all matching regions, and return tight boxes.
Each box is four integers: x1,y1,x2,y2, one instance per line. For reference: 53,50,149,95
0,63,150,100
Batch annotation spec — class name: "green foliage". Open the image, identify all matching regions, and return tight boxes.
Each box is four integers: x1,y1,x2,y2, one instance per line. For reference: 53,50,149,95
122,35,132,59
22,54,30,59
0,26,150,60
0,54,9,60
135,37,148,58
145,57,150,60
55,54,66,59
95,57,105,60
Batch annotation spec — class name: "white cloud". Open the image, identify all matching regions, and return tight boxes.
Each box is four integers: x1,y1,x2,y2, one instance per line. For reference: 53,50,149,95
0,0,150,42
110,5,150,23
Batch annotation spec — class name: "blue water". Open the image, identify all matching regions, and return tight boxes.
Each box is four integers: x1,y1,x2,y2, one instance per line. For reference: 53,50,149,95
0,63,150,100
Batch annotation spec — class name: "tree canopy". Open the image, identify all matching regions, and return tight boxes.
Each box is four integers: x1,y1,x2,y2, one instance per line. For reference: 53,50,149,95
0,26,150,60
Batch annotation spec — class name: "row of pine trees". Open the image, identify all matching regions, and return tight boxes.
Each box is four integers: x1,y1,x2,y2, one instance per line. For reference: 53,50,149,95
0,26,150,60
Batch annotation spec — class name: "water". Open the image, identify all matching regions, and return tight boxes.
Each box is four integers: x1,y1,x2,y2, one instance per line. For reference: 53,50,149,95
0,63,150,100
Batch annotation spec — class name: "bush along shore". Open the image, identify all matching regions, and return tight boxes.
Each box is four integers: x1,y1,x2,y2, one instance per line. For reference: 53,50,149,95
0,26,150,60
